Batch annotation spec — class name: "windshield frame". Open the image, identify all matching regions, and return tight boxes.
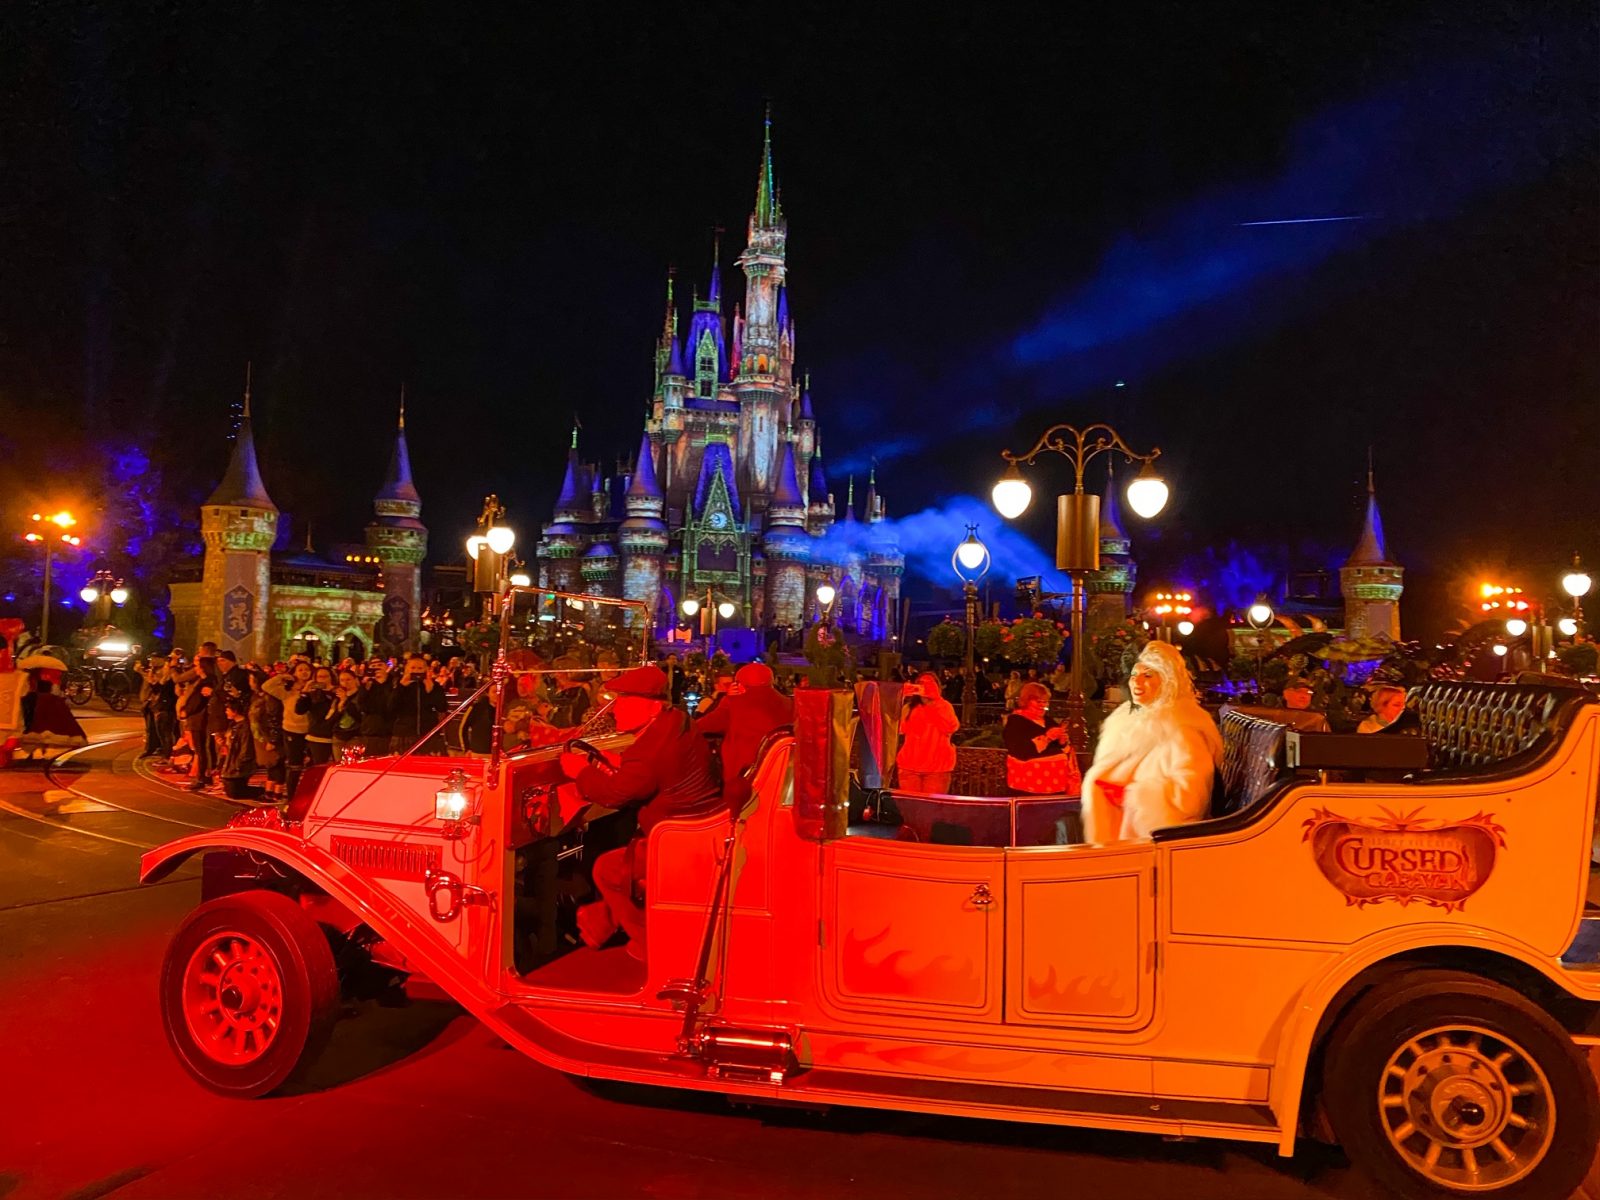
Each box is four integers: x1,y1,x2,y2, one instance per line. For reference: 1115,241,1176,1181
487,587,652,783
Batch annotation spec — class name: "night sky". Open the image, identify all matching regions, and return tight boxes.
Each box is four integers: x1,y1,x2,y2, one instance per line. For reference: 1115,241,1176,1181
2,3,1595,638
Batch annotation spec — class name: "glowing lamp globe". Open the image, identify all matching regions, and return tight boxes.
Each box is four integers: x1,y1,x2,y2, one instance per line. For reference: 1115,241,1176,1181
79,586,98,603
955,536,988,573
1559,617,1579,637
815,584,836,608
1125,463,1169,520
1504,618,1529,638
1247,602,1274,629
465,534,485,560
485,525,515,556
991,464,1032,520
1176,620,1195,637
681,598,700,617
509,571,531,588
1492,643,1508,658
717,601,736,621
109,586,128,605
1563,567,1592,599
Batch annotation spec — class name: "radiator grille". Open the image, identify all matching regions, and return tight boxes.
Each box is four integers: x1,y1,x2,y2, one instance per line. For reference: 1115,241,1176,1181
331,837,441,881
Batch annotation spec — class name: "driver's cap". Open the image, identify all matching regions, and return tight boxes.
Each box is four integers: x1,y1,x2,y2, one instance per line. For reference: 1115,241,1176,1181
610,664,669,699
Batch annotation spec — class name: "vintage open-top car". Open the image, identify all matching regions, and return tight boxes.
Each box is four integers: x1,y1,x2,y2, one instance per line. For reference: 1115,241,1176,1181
141,588,1600,1199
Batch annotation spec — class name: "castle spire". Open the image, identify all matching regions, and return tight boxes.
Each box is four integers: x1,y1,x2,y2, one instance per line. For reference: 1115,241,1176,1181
206,364,276,509
375,385,420,505
627,429,663,500
842,475,857,522
1346,455,1394,567
707,230,722,304
753,104,781,228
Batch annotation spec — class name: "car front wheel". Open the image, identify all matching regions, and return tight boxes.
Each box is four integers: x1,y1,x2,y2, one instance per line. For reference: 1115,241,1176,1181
1323,968,1598,1199
160,890,340,1097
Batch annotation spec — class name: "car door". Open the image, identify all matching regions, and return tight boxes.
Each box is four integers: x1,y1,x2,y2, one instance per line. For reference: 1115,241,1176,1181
820,837,1004,1023
1003,844,1157,1031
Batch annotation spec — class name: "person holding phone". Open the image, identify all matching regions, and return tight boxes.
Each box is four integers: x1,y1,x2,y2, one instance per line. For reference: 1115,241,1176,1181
896,672,960,794
1003,681,1081,795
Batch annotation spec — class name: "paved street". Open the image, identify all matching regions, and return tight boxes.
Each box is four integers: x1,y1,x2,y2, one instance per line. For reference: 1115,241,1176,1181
0,712,1569,1199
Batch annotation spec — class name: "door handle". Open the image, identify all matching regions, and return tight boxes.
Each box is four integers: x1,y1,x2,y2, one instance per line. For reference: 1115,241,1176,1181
969,882,995,907
424,868,492,923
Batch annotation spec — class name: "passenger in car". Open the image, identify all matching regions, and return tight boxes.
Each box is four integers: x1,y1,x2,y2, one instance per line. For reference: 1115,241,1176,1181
695,662,792,810
1003,682,1081,795
1081,641,1224,844
560,664,720,960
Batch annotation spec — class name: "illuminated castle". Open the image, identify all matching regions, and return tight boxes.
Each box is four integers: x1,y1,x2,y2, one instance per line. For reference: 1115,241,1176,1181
170,387,428,663
536,116,904,642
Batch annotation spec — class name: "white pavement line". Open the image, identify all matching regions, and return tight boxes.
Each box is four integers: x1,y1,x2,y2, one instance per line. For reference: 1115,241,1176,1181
45,739,217,831
0,794,157,849
0,873,199,913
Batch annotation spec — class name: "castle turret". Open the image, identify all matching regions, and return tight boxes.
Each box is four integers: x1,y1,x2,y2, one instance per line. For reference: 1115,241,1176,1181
619,430,669,622
200,367,278,661
794,372,816,494
1340,465,1404,640
1085,459,1137,642
539,426,589,593
806,442,833,536
864,465,903,643
763,441,811,627
365,389,429,652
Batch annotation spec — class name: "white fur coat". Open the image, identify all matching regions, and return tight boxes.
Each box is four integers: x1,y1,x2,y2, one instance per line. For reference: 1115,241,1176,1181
1081,700,1223,844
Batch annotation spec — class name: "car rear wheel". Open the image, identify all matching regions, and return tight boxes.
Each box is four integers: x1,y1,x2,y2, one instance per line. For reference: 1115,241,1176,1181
1323,969,1598,1198
160,890,340,1097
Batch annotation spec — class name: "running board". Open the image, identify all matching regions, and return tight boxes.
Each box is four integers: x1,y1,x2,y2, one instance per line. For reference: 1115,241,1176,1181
489,1003,1279,1141
789,1067,1279,1136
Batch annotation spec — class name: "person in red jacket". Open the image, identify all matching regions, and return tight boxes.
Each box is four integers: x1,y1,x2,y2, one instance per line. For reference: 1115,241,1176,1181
695,661,793,809
560,664,719,959
896,672,960,793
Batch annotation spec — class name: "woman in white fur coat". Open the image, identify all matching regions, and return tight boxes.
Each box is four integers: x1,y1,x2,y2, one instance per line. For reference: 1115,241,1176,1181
1081,641,1224,844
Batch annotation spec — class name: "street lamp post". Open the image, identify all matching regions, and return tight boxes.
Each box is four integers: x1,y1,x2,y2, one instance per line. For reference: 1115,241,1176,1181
1563,554,1592,628
952,526,991,727
815,581,837,628
1247,596,1274,699
79,569,129,628
465,495,515,622
23,511,81,647
681,587,735,654
992,423,1168,749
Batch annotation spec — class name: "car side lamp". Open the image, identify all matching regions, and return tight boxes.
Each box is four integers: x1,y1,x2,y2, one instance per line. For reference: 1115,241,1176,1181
434,767,480,837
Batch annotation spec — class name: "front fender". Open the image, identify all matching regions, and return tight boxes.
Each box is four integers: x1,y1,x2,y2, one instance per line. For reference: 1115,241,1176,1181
1268,923,1583,1154
139,830,501,1011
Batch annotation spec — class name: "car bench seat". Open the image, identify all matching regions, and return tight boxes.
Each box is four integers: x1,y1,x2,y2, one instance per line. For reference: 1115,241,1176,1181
1407,679,1590,773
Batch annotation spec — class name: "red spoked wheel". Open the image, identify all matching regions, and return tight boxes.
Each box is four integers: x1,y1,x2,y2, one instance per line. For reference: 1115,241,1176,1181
160,891,340,1097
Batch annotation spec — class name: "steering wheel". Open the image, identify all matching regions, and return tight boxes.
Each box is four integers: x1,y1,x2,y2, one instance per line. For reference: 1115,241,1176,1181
566,737,607,765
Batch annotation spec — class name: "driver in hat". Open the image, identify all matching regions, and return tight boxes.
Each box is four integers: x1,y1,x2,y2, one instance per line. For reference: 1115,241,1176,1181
560,663,719,959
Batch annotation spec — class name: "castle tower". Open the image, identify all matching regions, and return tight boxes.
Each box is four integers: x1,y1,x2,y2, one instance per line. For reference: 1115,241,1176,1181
794,373,816,498
365,391,428,653
864,467,904,643
619,429,669,624
199,368,278,661
763,441,811,627
734,110,789,507
1340,465,1404,640
538,426,590,593
1085,460,1137,643
806,441,834,537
